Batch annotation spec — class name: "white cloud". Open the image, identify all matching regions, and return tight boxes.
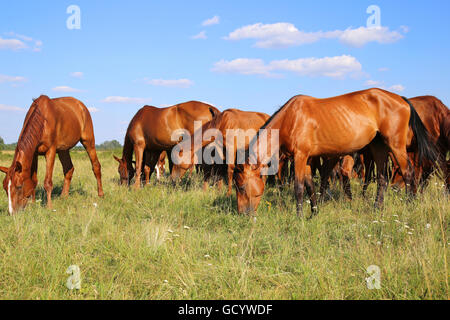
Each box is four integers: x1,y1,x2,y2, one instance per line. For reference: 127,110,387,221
70,72,83,78
225,22,406,48
192,31,207,40
213,55,362,79
52,86,81,93
0,74,27,83
144,78,194,88
389,84,405,92
363,80,405,93
101,96,152,104
202,15,220,26
338,26,404,47
365,80,383,86
378,67,389,72
0,104,25,112
270,55,362,78
213,58,273,76
0,37,27,50
88,107,100,113
1,32,43,51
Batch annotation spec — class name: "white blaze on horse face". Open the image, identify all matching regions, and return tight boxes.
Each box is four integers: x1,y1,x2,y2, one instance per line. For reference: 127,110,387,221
8,180,13,215
155,164,161,181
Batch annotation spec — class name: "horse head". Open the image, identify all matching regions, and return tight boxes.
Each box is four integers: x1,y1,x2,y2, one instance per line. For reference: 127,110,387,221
1,162,35,215
233,163,265,215
113,155,134,186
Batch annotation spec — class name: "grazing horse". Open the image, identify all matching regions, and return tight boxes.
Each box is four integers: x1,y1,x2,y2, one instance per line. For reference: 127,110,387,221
155,151,167,181
171,109,270,196
391,96,449,191
114,101,220,188
0,95,103,215
233,88,436,216
138,150,167,185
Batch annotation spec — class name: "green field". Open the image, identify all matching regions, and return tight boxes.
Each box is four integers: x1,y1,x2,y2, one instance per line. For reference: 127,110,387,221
0,150,448,300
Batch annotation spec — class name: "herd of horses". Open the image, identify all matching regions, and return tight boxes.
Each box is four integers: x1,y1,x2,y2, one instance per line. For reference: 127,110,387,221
1,88,449,217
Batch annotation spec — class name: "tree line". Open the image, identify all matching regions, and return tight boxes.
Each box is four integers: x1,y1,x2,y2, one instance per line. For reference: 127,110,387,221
0,137,122,151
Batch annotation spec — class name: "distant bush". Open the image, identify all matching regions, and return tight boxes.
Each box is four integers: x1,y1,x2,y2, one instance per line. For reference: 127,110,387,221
96,140,122,150
0,137,17,151
0,137,121,152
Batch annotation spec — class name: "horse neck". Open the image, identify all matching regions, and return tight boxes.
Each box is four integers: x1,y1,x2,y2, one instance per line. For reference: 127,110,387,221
249,111,284,164
13,107,44,171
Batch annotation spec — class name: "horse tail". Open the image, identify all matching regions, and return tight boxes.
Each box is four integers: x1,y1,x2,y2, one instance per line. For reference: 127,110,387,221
402,97,438,165
209,106,220,119
437,100,450,153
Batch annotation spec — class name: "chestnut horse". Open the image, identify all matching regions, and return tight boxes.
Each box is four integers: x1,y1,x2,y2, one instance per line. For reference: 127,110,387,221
114,101,220,188
233,88,436,216
391,96,449,191
137,150,167,185
0,95,103,215
171,109,269,195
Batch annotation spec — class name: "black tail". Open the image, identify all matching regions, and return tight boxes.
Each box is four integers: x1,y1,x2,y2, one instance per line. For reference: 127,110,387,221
209,106,220,118
402,97,437,165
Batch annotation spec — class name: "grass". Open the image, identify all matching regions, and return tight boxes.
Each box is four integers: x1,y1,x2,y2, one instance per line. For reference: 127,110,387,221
0,150,448,300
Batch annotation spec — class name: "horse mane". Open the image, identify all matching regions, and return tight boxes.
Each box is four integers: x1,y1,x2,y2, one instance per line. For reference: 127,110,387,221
16,101,45,156
244,95,302,162
260,95,303,130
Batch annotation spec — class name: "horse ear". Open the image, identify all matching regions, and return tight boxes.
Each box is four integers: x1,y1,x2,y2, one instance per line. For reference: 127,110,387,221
0,166,8,174
113,155,121,163
15,161,22,173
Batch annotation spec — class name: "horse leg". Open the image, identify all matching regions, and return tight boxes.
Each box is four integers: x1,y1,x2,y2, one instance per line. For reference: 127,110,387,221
362,150,374,197
304,165,318,216
369,142,389,209
132,142,145,189
389,146,415,198
318,157,340,202
227,164,234,196
58,150,74,197
81,139,104,197
145,151,159,186
31,152,38,202
293,153,309,217
44,148,56,209
340,157,354,200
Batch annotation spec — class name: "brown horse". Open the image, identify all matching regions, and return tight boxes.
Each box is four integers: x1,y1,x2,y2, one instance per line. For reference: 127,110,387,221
391,96,449,191
138,150,167,185
233,88,436,216
114,101,220,188
0,95,103,215
171,109,270,196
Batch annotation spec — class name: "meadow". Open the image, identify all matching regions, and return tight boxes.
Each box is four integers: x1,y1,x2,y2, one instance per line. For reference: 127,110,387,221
0,150,448,300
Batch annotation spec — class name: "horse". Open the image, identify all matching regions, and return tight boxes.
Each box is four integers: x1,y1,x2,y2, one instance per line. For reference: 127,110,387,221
171,109,270,196
155,151,166,181
114,101,220,188
138,150,167,185
233,88,436,216
391,96,449,191
0,95,103,215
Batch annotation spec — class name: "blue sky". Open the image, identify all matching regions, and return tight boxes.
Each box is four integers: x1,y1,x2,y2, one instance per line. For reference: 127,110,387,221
1,0,449,143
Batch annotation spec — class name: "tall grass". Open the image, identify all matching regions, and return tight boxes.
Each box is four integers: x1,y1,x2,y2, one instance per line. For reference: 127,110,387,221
0,150,448,299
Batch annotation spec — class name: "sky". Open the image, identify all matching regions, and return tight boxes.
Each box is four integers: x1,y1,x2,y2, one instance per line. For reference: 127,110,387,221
1,0,449,144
